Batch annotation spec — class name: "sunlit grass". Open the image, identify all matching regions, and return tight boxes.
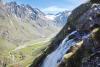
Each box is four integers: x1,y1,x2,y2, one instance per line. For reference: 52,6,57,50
7,39,51,67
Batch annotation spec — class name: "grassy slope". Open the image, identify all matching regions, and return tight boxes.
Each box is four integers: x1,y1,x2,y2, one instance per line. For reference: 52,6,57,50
9,39,50,67
0,38,51,67
0,9,54,67
0,38,16,67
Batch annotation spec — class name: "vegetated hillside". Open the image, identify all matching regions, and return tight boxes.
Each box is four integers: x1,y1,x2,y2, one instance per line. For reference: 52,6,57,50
0,2,59,67
0,1,71,67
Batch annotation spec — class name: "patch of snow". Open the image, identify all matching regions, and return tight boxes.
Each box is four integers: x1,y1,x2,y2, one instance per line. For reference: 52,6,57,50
45,15,56,20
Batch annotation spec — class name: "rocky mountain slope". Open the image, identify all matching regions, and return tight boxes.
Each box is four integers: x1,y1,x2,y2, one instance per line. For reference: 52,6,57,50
0,1,61,45
55,11,70,27
1,2,70,45
46,11,71,27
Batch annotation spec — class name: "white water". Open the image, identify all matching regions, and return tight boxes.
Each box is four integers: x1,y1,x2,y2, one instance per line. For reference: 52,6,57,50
41,31,77,67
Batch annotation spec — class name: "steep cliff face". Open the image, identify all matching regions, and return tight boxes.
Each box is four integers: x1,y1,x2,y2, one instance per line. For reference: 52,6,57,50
59,2,100,67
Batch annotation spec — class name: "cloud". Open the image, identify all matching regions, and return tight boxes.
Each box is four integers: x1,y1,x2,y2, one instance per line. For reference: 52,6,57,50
42,6,67,14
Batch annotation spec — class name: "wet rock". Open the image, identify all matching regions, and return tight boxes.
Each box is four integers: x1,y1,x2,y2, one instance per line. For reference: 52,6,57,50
59,1,100,67
82,51,100,67
58,41,84,67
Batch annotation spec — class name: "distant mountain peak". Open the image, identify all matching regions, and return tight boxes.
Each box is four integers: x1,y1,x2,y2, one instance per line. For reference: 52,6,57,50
56,10,70,16
6,1,17,6
5,1,45,20
55,10,71,26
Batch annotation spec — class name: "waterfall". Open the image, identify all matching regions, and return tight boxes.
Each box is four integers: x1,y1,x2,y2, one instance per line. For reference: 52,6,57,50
40,26,96,67
41,31,78,67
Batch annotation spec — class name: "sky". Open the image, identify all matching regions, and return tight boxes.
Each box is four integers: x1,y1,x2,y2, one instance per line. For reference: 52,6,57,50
4,0,88,14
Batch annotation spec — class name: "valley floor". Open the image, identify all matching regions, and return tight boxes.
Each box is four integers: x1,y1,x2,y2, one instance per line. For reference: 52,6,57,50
0,37,52,67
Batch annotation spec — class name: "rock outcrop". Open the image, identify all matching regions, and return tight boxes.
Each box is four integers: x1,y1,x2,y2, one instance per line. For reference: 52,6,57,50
59,1,100,67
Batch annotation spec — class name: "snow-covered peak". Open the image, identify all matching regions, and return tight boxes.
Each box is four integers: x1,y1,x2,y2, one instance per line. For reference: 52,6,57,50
55,11,71,26
56,10,71,17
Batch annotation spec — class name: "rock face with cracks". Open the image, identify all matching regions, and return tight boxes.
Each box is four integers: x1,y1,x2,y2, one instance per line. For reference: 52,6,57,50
59,1,100,67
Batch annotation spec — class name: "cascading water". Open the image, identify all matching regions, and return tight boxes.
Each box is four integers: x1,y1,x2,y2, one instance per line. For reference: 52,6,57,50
41,30,90,67
41,31,79,67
